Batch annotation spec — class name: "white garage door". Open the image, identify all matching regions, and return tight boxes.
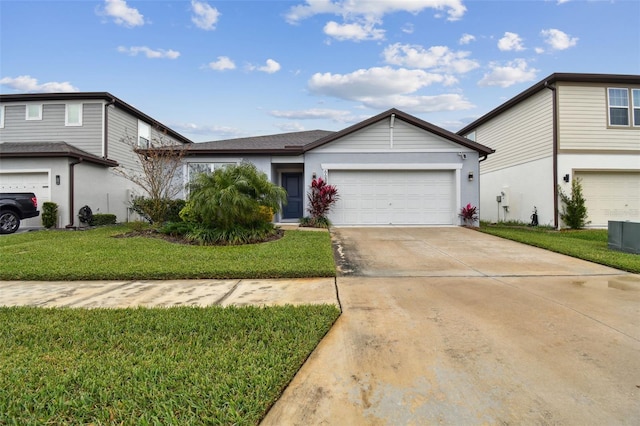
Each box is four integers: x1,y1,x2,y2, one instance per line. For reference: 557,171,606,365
575,172,640,227
0,172,50,227
328,170,455,225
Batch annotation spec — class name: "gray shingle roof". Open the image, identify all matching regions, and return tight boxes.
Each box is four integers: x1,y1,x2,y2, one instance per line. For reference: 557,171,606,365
0,142,119,167
188,130,335,154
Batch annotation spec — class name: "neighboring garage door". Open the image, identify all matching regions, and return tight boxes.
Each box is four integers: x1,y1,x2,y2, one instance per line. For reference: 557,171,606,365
0,172,50,227
575,171,640,227
328,170,455,225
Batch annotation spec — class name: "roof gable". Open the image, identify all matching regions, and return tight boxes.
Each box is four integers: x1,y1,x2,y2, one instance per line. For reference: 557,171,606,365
304,108,494,156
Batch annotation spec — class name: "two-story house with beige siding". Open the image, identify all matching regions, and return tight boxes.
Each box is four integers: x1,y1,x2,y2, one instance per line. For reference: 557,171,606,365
0,92,192,229
458,73,640,228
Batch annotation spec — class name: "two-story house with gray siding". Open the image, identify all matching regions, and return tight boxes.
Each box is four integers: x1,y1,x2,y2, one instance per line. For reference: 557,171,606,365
0,92,192,228
458,73,640,228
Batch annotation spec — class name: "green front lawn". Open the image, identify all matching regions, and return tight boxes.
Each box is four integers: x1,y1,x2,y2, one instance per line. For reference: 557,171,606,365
479,225,640,273
0,305,340,425
0,224,336,280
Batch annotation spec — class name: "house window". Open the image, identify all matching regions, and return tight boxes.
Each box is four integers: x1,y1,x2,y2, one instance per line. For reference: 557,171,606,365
26,104,42,120
138,120,151,148
633,89,640,127
65,103,83,126
608,88,629,126
187,162,234,182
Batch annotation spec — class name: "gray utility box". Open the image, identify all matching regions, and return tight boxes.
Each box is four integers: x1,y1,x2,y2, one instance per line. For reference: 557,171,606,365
608,221,640,254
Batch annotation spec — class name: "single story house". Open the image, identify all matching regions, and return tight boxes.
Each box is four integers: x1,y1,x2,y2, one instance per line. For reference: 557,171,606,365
181,108,494,226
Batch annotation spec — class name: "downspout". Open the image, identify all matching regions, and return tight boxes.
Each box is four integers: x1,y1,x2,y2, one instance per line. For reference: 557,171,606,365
65,158,82,228
544,81,559,228
103,98,115,158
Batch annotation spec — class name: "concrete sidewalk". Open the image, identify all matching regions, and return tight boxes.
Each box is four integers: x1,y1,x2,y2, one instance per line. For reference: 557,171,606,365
0,278,339,308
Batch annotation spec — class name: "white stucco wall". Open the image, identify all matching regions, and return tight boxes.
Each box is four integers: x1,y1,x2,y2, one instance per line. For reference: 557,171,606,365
480,156,555,225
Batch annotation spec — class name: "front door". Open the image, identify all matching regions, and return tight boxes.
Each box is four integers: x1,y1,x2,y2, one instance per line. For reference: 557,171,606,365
282,173,304,219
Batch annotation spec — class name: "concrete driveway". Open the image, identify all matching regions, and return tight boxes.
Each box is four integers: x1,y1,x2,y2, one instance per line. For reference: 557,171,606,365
262,227,640,425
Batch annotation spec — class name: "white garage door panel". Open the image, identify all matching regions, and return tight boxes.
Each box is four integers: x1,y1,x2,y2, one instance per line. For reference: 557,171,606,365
328,170,455,225
0,172,50,227
575,172,640,226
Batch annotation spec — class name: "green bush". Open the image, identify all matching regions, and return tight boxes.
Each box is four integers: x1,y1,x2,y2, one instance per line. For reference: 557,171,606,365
131,197,185,224
178,200,200,223
182,222,279,246
300,216,332,229
91,214,117,226
159,221,195,237
188,163,286,231
41,202,58,229
558,178,590,229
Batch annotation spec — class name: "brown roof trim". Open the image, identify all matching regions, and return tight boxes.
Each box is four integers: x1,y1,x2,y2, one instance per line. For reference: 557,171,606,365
0,92,193,145
457,72,640,135
304,108,495,155
0,142,119,167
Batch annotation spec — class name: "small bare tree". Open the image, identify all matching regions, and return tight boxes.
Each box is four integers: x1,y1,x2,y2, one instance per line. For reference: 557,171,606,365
113,132,189,223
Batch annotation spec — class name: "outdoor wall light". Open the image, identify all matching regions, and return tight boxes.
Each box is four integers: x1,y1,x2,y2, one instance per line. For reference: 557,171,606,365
55,175,61,185
468,171,474,181
563,174,570,183
312,172,317,179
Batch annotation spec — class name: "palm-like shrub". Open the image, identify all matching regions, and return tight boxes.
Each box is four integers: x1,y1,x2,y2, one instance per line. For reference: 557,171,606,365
185,163,287,244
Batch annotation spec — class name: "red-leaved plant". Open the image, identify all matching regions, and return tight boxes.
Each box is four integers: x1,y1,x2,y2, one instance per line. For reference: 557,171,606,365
459,203,478,223
307,178,339,220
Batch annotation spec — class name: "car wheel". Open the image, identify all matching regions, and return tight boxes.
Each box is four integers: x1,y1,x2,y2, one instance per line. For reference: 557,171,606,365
0,210,20,234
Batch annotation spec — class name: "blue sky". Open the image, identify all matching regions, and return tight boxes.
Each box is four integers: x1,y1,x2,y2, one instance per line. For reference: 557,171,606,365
1,0,639,142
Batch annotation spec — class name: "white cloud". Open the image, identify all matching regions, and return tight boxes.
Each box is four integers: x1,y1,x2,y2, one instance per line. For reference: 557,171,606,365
498,32,525,51
275,122,307,132
383,43,479,74
324,20,385,41
557,0,571,4
255,59,281,74
478,59,539,88
402,23,414,34
358,93,474,112
309,67,446,98
307,66,474,112
286,0,467,24
0,75,79,93
541,28,578,50
102,0,144,27
117,46,180,59
173,122,244,140
535,47,545,54
191,0,220,31
270,108,357,122
459,33,475,45
207,56,236,71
